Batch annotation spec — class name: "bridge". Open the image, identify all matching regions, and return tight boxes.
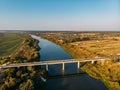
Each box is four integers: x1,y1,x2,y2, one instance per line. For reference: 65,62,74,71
0,57,110,71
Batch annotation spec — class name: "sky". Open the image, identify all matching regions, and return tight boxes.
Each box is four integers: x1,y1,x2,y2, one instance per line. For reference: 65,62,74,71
0,0,120,31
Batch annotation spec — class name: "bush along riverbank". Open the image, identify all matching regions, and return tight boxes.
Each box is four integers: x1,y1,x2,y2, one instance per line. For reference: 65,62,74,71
0,34,47,90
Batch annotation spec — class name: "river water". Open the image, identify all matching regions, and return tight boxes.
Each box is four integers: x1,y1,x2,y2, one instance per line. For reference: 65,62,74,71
31,35,108,90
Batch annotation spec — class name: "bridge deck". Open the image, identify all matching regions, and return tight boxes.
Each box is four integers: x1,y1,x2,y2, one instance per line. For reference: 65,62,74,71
0,57,109,68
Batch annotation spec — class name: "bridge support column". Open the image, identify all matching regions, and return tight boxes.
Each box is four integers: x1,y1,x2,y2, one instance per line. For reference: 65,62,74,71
78,61,80,69
46,64,48,71
0,67,2,72
106,60,108,64
92,60,94,64
62,63,65,71
101,60,105,66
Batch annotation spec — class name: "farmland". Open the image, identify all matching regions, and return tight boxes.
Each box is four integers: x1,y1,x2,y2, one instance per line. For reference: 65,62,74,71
0,33,23,57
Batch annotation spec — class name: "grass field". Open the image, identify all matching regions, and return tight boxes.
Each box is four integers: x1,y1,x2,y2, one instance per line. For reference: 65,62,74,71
0,33,23,57
70,37,120,57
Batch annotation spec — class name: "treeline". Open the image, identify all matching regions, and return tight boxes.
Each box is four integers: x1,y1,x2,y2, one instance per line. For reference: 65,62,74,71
38,32,120,44
0,34,47,90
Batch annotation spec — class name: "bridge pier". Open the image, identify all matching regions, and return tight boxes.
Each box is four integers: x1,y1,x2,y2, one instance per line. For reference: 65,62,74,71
46,64,48,71
106,60,109,64
78,61,80,69
62,63,64,71
91,60,94,64
101,60,105,65
0,67,4,73
0,67,2,72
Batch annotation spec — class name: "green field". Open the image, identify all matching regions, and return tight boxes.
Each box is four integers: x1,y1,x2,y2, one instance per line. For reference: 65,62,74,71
0,33,23,57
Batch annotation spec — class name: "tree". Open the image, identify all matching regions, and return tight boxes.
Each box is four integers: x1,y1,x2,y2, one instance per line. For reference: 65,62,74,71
0,84,7,90
19,79,34,90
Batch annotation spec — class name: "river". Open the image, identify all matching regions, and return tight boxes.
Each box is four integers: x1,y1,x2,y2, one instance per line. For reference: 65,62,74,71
31,35,108,90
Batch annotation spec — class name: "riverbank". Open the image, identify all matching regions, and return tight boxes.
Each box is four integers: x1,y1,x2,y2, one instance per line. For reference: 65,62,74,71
0,33,47,90
38,32,120,90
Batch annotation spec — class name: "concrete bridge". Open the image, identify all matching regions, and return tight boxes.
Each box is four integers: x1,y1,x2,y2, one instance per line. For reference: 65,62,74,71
0,57,110,71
